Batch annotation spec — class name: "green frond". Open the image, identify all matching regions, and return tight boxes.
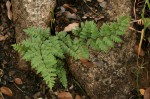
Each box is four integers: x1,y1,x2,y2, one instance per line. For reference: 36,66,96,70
87,39,99,50
100,23,112,36
56,60,67,88
72,27,82,36
13,27,66,90
110,35,123,42
103,37,114,47
13,15,130,90
57,32,89,59
96,38,109,52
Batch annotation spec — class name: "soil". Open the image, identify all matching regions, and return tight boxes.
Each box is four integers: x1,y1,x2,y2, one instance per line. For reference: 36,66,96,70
0,0,150,99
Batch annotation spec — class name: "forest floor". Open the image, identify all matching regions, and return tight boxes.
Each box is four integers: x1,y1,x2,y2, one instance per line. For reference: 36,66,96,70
0,0,150,99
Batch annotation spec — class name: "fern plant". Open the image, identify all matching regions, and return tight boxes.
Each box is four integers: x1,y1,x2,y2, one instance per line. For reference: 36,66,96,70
13,28,67,89
13,16,130,90
72,16,130,51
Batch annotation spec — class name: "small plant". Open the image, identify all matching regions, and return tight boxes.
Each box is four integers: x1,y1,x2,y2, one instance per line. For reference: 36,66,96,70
137,0,150,57
13,16,130,89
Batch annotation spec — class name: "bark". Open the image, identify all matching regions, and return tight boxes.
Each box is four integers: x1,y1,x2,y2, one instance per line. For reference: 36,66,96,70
69,0,136,99
12,0,56,69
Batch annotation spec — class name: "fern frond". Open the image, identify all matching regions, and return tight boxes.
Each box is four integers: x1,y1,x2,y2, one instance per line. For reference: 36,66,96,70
57,31,89,59
72,16,130,52
12,43,24,54
96,38,109,51
13,27,66,89
110,35,123,42
56,60,67,88
13,15,130,90
100,23,111,36
87,39,99,50
23,27,50,39
103,37,114,47
73,21,99,39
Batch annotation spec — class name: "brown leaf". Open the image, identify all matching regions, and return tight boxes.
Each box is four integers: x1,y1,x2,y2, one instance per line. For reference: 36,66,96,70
0,92,4,99
14,78,23,85
6,1,12,20
0,69,3,77
134,45,145,56
57,92,73,99
80,58,95,67
97,0,104,3
86,0,92,2
64,11,79,19
0,35,8,41
75,94,82,99
64,22,79,32
63,4,77,13
0,86,13,96
144,87,150,99
140,89,145,95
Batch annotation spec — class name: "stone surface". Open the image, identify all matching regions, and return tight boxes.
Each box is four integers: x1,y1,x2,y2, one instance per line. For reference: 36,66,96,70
69,0,136,98
12,0,56,69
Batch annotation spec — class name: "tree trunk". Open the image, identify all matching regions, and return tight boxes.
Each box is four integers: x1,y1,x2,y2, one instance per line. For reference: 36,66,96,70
12,0,56,70
69,0,136,98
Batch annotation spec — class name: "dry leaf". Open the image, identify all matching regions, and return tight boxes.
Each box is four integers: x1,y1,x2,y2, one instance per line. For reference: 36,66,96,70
85,0,92,2
63,4,77,13
57,92,73,99
0,69,3,77
144,87,150,99
140,89,145,95
80,58,95,67
0,92,4,99
33,91,41,99
97,0,104,3
0,86,13,96
64,23,79,32
134,45,145,56
75,94,82,99
65,11,78,19
99,1,107,8
14,78,23,85
60,7,66,13
69,85,74,90
0,35,8,41
6,1,12,20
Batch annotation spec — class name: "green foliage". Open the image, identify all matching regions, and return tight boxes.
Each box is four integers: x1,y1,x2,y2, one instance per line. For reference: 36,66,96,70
13,16,130,90
56,31,89,59
13,27,66,89
73,15,130,52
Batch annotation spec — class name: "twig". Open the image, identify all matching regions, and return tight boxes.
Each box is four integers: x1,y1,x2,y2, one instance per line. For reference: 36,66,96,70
134,0,137,19
147,71,149,80
83,1,98,15
13,83,24,93
130,19,141,23
129,27,141,33
138,29,144,58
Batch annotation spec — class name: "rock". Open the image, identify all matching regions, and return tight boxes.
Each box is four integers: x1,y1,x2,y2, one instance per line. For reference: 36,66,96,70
11,0,56,70
69,0,136,98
